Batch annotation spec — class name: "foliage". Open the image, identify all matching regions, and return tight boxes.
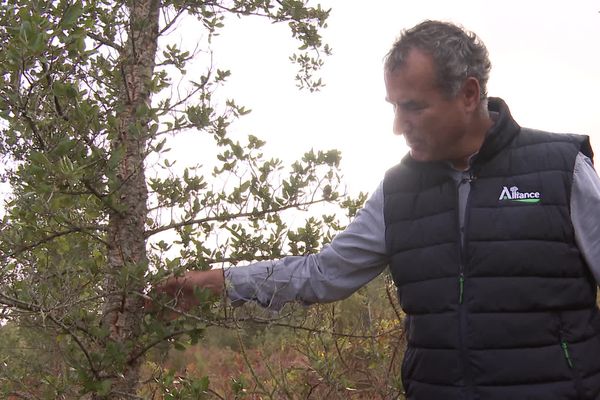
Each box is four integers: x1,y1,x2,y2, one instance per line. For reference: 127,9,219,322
0,1,405,399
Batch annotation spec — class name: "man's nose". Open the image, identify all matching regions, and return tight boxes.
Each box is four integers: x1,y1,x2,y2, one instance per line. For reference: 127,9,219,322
393,110,412,136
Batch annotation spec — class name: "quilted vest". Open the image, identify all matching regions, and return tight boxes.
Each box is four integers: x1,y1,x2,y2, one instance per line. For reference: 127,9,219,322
384,98,600,400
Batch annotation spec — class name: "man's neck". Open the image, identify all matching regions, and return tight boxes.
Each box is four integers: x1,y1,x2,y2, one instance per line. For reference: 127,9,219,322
450,114,495,171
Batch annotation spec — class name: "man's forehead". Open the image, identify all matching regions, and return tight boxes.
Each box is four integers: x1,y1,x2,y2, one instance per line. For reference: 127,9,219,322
385,63,438,97
386,48,435,71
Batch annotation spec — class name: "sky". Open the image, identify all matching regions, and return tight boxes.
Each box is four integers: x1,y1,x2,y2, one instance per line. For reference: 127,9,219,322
172,0,600,196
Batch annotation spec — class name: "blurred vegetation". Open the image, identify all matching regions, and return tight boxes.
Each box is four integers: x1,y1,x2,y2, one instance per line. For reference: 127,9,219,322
1,273,406,399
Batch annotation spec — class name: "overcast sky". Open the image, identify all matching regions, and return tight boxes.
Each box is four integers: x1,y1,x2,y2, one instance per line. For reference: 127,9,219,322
173,0,600,196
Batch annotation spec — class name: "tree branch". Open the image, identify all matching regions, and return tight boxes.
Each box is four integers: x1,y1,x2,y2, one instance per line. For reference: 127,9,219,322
127,326,204,364
82,178,125,218
0,291,101,379
137,292,402,341
2,226,106,260
21,111,46,151
144,198,329,238
87,32,124,52
158,5,187,36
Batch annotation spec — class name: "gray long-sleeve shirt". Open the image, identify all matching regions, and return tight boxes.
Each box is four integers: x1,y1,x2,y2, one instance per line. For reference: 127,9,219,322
225,153,600,311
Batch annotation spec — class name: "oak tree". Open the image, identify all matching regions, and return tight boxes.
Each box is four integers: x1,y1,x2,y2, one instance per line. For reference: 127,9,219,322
0,1,360,398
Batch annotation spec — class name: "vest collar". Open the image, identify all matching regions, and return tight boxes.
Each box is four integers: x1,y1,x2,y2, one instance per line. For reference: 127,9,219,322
472,97,521,167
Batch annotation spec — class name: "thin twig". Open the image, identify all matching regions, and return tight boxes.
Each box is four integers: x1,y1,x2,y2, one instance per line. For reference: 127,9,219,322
4,228,83,259
144,198,329,238
87,32,124,52
0,291,101,379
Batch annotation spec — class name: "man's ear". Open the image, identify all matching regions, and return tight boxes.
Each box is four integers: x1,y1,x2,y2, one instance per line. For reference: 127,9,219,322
461,77,482,112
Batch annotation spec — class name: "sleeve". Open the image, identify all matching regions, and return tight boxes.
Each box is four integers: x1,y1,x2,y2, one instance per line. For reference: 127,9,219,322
223,181,389,310
571,152,600,286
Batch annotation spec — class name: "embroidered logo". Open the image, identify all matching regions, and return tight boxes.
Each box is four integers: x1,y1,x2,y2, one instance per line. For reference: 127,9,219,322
498,186,541,204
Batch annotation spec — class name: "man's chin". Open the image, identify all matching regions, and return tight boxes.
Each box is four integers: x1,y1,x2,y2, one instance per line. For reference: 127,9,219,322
409,149,432,162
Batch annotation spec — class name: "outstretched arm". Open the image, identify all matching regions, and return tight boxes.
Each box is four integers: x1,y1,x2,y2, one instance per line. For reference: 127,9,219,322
225,182,389,310
153,182,389,313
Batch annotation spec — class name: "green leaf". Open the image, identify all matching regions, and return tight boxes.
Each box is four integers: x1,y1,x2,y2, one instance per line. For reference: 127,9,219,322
62,3,83,28
173,340,186,351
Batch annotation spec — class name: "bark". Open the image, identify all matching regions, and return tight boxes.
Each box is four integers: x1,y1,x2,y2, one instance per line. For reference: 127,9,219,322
97,0,159,398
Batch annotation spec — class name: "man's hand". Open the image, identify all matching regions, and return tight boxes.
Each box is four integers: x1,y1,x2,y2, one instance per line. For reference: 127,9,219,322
148,269,225,318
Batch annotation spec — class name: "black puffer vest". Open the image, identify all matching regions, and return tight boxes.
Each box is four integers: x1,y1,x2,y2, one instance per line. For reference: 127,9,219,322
384,98,600,400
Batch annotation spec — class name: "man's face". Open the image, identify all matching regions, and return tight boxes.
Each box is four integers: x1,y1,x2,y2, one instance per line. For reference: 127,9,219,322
384,49,470,163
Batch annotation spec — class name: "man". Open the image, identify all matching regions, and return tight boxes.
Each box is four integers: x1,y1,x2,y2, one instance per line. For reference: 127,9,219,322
158,21,600,399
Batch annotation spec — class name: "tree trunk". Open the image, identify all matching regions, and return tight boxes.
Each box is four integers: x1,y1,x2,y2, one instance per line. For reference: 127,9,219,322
98,1,159,398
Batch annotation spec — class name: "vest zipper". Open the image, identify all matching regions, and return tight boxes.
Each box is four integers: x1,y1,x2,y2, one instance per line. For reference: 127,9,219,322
557,317,584,397
561,340,574,368
458,170,475,398
458,273,465,304
557,323,575,369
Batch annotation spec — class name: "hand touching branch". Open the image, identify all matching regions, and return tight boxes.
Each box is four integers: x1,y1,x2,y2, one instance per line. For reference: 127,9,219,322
149,269,225,317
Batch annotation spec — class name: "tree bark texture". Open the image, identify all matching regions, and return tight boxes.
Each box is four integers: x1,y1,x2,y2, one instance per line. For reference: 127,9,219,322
98,0,159,398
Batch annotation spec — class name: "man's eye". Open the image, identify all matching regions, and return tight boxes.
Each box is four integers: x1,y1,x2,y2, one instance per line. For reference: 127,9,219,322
391,102,425,113
405,104,424,112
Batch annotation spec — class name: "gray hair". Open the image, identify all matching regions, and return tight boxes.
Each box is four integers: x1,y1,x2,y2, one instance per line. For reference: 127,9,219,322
384,20,492,100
